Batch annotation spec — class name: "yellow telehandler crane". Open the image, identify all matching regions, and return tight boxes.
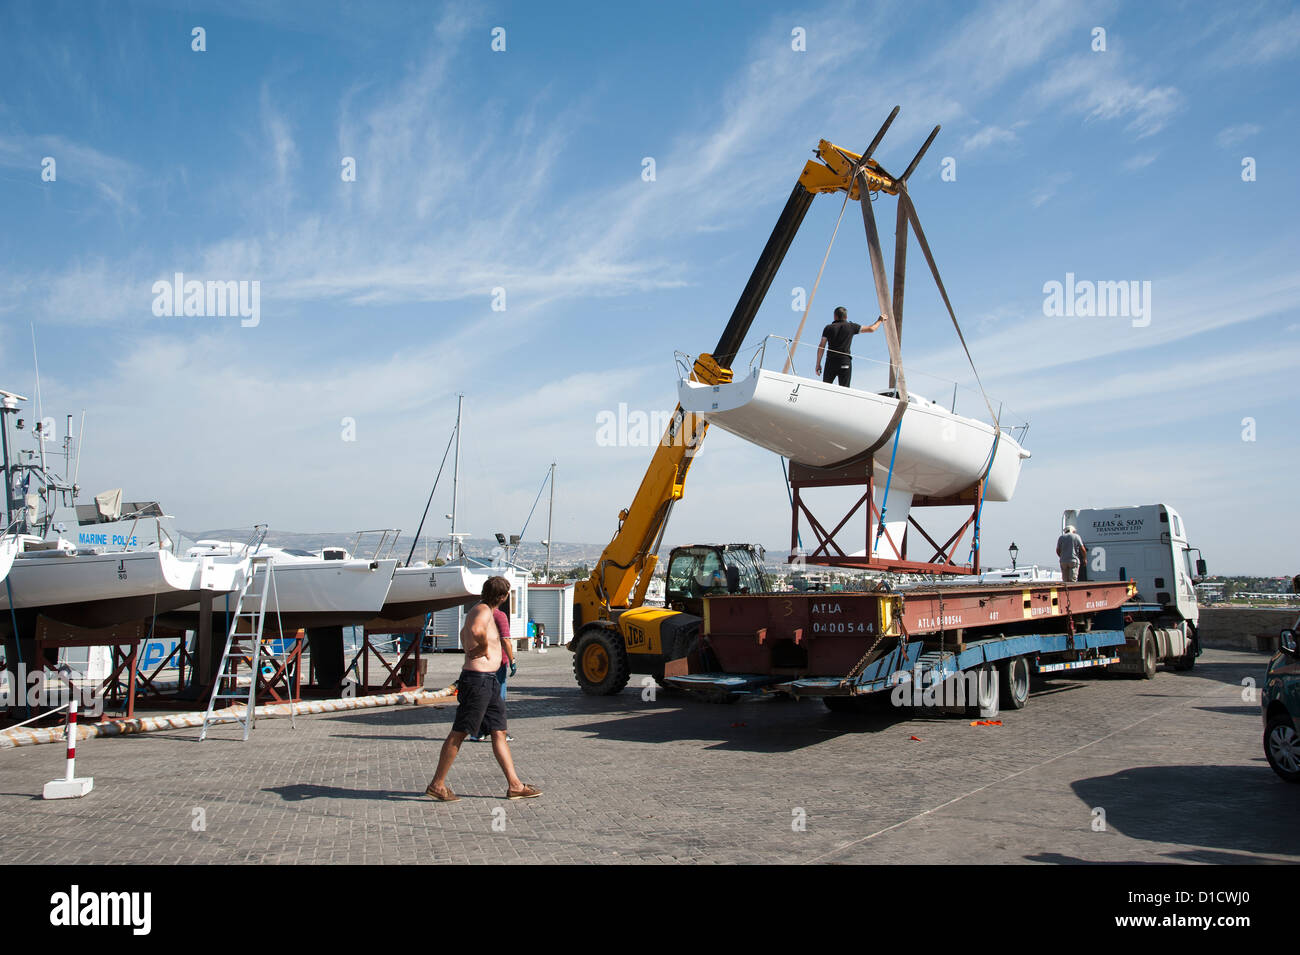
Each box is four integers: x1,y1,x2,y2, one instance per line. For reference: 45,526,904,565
570,107,940,695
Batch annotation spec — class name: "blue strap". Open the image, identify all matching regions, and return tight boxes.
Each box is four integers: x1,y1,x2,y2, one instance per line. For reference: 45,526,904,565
874,421,903,555
968,428,1002,565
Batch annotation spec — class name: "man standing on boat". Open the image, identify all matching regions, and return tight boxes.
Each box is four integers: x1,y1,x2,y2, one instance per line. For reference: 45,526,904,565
425,577,541,802
1056,525,1087,583
815,306,885,387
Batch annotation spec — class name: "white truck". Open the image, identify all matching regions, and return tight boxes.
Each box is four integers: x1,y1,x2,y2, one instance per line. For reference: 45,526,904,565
1064,504,1207,677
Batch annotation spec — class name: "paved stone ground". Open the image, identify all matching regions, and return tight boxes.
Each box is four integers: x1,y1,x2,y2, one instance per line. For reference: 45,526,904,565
0,648,1293,864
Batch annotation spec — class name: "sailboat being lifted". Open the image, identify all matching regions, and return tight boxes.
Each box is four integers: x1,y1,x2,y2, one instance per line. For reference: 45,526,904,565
679,371,1030,517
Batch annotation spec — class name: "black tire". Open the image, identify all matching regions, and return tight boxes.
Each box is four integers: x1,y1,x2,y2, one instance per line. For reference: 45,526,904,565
572,627,630,696
1000,656,1030,709
1265,714,1300,783
965,664,1000,718
1170,626,1197,672
1140,628,1158,680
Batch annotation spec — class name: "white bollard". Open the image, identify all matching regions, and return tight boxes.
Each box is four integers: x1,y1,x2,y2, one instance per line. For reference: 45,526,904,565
43,698,94,799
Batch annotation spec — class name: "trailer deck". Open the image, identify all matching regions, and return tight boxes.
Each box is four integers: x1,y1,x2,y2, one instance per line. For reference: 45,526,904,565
664,580,1138,702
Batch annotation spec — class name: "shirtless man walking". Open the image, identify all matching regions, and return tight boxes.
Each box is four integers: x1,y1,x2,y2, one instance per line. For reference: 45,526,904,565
425,576,542,802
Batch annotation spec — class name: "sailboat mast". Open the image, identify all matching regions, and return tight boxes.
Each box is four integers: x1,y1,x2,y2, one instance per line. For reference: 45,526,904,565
451,394,463,559
0,405,13,533
545,461,555,581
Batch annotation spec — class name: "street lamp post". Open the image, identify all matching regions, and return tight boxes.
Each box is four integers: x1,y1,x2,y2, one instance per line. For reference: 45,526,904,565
1009,542,1019,571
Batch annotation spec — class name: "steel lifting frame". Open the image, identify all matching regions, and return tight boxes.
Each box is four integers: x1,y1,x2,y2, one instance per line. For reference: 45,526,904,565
788,460,982,574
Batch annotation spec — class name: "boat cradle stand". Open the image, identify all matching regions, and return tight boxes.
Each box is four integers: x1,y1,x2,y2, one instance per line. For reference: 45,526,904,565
27,616,146,720
788,459,983,574
341,615,429,695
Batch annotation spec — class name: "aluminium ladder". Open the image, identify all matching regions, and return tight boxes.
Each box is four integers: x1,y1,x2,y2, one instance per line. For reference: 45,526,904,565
199,553,295,740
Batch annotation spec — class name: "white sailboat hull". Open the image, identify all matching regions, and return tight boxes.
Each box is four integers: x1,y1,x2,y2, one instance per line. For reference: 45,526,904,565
169,554,399,630
679,369,1030,501
0,546,246,630
375,563,490,622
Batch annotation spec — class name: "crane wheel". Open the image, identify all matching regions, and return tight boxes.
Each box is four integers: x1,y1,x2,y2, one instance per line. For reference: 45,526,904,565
572,627,630,696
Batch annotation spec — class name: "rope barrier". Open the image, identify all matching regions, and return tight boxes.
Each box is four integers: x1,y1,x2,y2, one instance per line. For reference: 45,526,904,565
0,682,458,750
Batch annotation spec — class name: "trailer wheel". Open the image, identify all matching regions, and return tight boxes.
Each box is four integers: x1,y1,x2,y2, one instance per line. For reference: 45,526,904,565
966,664,1000,718
1000,657,1030,709
572,627,630,696
1265,714,1300,783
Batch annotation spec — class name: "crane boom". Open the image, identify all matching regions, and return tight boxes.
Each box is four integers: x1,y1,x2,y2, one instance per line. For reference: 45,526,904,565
573,135,904,630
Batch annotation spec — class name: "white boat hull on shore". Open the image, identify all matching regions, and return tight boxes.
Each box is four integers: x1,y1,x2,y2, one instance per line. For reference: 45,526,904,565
0,541,248,631
374,563,490,622
168,546,399,631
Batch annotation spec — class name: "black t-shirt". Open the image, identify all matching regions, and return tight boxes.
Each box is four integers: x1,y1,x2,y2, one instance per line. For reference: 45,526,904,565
822,321,860,361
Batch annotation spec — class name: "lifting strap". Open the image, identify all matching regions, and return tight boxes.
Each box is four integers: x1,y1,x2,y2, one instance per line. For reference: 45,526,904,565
783,189,852,374
899,184,1004,570
817,169,909,473
899,188,997,428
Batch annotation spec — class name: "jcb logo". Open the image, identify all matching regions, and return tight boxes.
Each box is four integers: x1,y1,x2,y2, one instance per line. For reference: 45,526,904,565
627,624,647,649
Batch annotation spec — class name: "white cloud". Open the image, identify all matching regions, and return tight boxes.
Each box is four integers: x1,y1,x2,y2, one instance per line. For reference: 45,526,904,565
1220,8,1300,65
1037,52,1181,138
1215,123,1261,148
908,259,1300,396
0,132,140,214
962,124,1021,151
1122,152,1158,170
1030,171,1072,207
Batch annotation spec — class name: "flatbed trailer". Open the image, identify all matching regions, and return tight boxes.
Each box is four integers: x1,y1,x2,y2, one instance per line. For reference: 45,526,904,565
662,579,1139,716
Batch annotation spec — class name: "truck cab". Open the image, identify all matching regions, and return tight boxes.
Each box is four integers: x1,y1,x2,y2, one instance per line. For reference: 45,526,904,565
1065,503,1206,674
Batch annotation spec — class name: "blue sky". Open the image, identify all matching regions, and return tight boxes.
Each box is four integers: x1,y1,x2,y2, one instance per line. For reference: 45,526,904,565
1,0,1297,574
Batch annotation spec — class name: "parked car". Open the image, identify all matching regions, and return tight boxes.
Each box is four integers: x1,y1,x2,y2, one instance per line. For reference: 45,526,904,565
1262,622,1300,782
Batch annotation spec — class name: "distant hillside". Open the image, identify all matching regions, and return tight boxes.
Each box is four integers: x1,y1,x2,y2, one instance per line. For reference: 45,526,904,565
183,528,611,568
